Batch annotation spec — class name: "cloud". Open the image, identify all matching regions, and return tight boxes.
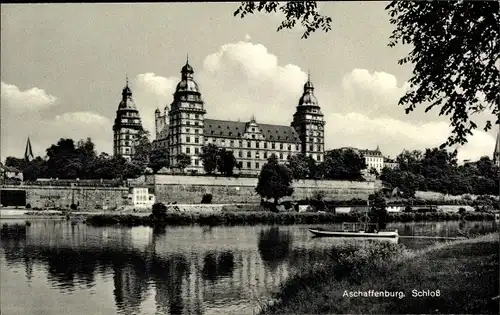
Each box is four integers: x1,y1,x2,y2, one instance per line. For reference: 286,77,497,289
324,112,495,161
197,40,307,123
1,81,58,111
131,38,494,163
132,73,178,136
1,110,112,159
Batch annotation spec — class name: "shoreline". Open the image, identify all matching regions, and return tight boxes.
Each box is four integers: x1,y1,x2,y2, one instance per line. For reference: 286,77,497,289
259,233,499,314
84,211,495,227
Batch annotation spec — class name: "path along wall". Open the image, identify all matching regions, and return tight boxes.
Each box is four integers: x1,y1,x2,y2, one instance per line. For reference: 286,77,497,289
0,185,129,210
147,175,377,204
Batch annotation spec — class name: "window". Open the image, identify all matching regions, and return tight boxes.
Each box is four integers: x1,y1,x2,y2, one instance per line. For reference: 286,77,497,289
252,127,255,132
194,121,199,126
186,137,191,143
239,140,243,147
252,134,255,139
256,162,260,169
186,128,190,132
279,153,283,159
256,142,260,148
186,148,191,154
195,148,199,154
288,145,291,151
264,142,268,149
247,162,251,168
247,151,251,158
239,151,242,157
247,141,251,148
238,161,243,168
230,140,234,146
195,137,199,143
264,152,268,159
186,121,191,126
125,141,129,146
194,159,199,166
256,151,260,158
309,145,313,151
195,114,199,119
195,129,199,134
271,143,275,149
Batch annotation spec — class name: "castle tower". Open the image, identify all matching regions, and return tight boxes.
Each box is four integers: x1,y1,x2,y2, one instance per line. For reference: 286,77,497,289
291,72,325,162
24,137,34,162
154,106,169,140
112,77,144,161
168,57,206,171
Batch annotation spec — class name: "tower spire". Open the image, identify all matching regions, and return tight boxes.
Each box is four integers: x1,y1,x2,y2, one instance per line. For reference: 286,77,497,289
308,69,311,82
126,74,129,87
24,137,34,162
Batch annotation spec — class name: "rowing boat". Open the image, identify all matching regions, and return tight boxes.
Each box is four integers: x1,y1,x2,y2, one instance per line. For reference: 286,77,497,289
309,228,399,238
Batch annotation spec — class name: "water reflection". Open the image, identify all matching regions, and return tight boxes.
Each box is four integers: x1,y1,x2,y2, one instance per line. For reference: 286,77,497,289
0,220,497,315
258,227,292,271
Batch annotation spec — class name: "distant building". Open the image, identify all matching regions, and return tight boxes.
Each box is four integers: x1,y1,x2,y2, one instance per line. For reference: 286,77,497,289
358,146,384,174
0,164,23,181
494,127,500,167
152,58,326,175
112,77,144,161
384,157,398,170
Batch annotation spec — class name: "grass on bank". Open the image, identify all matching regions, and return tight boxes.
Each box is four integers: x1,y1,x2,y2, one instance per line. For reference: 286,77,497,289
259,233,500,315
85,210,496,227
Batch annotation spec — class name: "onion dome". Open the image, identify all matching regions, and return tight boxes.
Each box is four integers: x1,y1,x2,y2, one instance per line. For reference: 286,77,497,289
298,72,319,106
176,56,200,93
118,77,137,110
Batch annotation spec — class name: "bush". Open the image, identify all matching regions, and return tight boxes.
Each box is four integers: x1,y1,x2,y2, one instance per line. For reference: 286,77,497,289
201,194,213,204
25,203,31,209
70,204,77,210
152,202,167,219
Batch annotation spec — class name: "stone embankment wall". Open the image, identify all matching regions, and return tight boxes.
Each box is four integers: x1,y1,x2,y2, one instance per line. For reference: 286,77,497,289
148,175,377,204
0,185,129,210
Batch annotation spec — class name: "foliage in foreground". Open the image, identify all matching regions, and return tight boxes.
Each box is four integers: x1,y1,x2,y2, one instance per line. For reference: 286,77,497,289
260,234,499,314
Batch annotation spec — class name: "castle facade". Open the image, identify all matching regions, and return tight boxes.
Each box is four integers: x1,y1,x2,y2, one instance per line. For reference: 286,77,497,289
114,58,326,175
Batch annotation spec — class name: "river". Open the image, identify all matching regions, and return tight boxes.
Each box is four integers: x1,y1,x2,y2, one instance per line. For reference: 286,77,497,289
0,219,497,315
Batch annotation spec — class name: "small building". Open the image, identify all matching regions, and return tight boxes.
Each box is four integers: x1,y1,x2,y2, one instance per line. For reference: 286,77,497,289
0,164,23,181
128,187,155,209
384,157,398,170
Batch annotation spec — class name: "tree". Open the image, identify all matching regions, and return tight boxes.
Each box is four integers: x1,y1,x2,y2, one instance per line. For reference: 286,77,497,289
321,149,366,181
256,154,294,208
199,144,219,175
286,154,310,179
217,149,238,176
176,153,191,173
234,1,499,146
368,192,388,230
148,148,169,174
234,1,332,39
5,157,26,171
368,167,379,178
386,1,499,147
132,129,152,167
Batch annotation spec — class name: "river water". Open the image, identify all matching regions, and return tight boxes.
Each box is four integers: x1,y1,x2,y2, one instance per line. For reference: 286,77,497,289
0,219,497,315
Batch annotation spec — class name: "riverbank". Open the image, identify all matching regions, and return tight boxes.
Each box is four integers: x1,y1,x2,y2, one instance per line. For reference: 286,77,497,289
259,233,499,314
84,211,496,227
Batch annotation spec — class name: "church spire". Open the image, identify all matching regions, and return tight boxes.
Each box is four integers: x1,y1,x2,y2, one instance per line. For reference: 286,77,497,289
24,137,34,162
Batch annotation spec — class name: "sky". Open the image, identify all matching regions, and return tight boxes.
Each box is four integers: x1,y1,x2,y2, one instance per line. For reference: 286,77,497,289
1,2,497,163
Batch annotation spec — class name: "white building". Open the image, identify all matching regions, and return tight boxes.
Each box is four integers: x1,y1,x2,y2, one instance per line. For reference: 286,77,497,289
128,187,155,209
358,146,384,174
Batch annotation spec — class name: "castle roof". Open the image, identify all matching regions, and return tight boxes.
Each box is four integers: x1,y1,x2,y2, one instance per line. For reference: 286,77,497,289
203,118,301,143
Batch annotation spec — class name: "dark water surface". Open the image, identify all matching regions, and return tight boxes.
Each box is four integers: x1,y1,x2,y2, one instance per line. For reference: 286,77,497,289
1,220,497,315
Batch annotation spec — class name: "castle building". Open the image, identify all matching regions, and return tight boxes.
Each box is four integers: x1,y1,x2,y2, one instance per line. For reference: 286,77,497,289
113,78,144,161
153,59,326,175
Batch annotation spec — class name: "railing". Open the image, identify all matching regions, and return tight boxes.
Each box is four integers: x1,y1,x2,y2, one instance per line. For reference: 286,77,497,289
342,222,379,232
